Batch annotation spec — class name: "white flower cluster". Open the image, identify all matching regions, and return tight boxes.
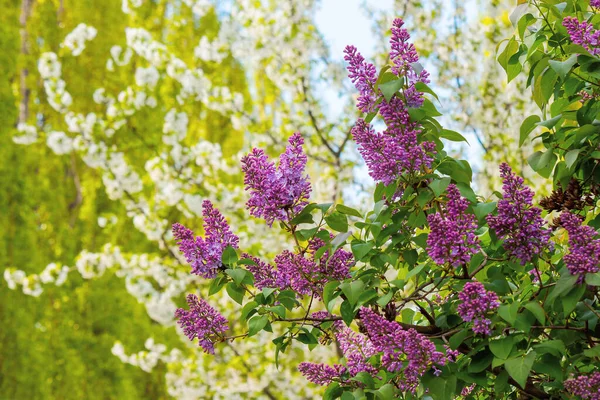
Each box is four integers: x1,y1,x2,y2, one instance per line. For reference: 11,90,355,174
62,23,97,56
112,338,181,372
102,152,143,200
4,263,69,297
134,65,160,89
38,52,72,112
121,0,143,14
13,123,38,145
194,36,227,63
182,0,211,17
46,131,73,154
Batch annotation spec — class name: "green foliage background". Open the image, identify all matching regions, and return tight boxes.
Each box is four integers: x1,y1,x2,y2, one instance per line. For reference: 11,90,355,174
0,1,169,398
0,0,250,398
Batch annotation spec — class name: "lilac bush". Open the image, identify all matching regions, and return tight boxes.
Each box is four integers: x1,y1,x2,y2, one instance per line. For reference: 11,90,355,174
169,7,600,399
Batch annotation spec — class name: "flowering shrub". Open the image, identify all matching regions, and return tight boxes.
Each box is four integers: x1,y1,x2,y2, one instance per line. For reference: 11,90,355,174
169,2,600,397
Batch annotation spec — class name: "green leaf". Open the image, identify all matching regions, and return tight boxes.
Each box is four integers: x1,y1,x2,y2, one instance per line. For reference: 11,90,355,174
449,329,470,350
429,177,451,197
505,352,536,389
323,280,340,312
489,337,515,360
534,340,566,357
562,283,585,315
498,301,519,325
547,273,578,304
584,346,600,358
296,227,318,241
221,245,238,265
265,305,286,319
340,280,365,306
336,204,363,218
468,350,493,373
524,302,546,325
439,129,468,143
528,150,557,178
549,54,578,79
351,242,374,261
297,331,318,345
425,375,457,400
325,212,348,233
248,315,269,336
226,282,245,305
537,114,562,129
241,301,258,320
352,372,375,389
415,81,440,101
403,249,419,267
290,204,316,225
324,382,343,400
586,272,600,286
331,232,352,250
379,79,404,102
473,201,497,222
509,3,528,27
498,38,519,78
495,370,510,396
340,300,355,326
208,275,227,296
377,291,394,307
565,149,581,170
225,268,248,286
375,384,395,400
519,115,540,146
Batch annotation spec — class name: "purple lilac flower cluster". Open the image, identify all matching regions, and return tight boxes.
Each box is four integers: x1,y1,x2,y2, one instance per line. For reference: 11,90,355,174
360,308,448,393
487,163,551,264
241,133,311,226
563,17,600,56
345,18,435,185
298,363,347,386
344,45,378,113
298,322,377,385
173,200,239,279
276,236,353,295
560,212,600,282
427,184,479,268
593,0,600,8
565,371,600,400
242,234,352,295
175,294,229,354
457,282,500,335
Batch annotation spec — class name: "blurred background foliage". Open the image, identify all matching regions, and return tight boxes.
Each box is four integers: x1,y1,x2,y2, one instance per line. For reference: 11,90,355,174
0,0,531,398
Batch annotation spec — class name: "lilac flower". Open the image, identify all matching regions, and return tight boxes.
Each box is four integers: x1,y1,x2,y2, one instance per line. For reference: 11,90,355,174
241,133,311,226
274,236,352,296
175,294,229,354
560,212,600,282
344,45,378,113
359,308,448,393
487,163,551,264
427,184,479,267
298,362,347,386
299,323,377,386
351,118,435,186
457,282,500,335
389,18,430,108
241,254,277,290
563,16,600,56
346,19,436,185
593,0,600,8
336,324,378,376
173,200,239,279
565,371,600,399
